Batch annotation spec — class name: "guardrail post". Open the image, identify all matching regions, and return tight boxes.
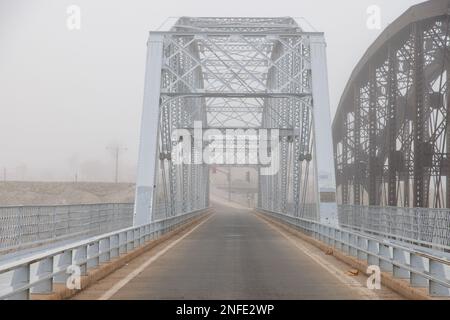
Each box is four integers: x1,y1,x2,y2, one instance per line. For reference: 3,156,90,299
308,221,315,239
409,253,428,287
357,236,367,261
157,222,162,238
119,232,127,254
349,234,357,257
30,257,53,294
341,231,349,254
393,247,409,279
328,227,336,247
99,238,111,264
54,250,72,284
87,242,99,269
367,239,379,266
323,225,328,243
150,223,155,239
317,225,323,243
110,234,120,259
144,225,151,242
73,245,87,276
379,244,393,272
429,260,450,297
335,229,342,251
134,228,140,248
1,265,30,300
127,230,134,252
140,226,146,245
324,226,330,244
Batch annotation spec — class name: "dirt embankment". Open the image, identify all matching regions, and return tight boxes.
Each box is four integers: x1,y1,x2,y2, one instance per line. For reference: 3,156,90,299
0,181,135,206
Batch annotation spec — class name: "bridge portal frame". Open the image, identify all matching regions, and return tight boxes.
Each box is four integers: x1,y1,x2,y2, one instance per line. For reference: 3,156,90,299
134,17,335,226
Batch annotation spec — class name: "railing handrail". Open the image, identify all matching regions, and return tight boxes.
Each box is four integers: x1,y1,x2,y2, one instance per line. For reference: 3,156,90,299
0,208,209,274
256,208,450,266
0,202,134,209
340,203,450,213
338,221,450,253
257,208,450,297
0,207,211,299
337,204,450,251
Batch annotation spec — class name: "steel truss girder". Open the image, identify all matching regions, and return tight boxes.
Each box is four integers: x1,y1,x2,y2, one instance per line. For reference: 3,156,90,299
135,17,335,224
333,5,450,211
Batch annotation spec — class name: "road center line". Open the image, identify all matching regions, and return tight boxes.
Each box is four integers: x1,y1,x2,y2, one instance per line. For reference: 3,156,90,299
98,214,214,300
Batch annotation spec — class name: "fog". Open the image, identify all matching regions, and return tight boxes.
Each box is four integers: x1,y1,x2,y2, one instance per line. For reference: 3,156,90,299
0,0,423,182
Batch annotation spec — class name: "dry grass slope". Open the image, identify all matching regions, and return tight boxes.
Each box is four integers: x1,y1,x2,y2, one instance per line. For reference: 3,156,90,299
0,181,135,206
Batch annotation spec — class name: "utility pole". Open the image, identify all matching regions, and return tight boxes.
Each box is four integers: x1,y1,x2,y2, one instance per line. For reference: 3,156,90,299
3,167,6,182
107,146,127,183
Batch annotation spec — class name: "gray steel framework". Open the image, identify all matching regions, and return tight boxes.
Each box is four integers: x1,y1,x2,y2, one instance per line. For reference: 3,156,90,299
333,0,450,209
135,17,335,225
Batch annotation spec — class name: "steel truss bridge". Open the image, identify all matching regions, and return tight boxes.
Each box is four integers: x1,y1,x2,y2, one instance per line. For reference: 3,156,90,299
1,5,450,301
333,0,450,246
134,16,335,225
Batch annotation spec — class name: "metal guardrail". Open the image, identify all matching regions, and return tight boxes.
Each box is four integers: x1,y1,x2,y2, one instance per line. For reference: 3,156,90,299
0,208,210,300
0,203,134,252
257,208,450,297
338,205,450,247
152,200,205,221
338,221,450,254
258,203,318,221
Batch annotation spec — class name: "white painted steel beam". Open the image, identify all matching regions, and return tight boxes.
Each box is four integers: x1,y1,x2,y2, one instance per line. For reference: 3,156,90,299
134,34,164,225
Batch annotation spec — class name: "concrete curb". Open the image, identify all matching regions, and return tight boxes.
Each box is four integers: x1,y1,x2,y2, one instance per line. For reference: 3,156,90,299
31,212,212,300
255,211,435,300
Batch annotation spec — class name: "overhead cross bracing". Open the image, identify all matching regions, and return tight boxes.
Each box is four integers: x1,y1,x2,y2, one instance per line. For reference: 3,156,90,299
134,16,335,226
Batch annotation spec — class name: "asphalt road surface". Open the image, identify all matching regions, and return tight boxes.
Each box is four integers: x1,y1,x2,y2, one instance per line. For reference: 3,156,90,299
73,203,400,300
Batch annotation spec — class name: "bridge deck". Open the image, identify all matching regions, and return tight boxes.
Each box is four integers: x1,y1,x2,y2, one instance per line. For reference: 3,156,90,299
73,204,401,300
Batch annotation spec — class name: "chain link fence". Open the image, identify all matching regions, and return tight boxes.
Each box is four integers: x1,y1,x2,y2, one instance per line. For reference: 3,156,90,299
0,203,134,252
338,205,450,247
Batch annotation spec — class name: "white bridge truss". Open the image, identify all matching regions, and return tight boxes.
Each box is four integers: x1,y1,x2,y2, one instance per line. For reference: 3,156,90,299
134,17,335,225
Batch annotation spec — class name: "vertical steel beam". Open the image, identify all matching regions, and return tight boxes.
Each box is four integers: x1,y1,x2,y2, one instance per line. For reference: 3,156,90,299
134,33,164,225
310,35,336,219
353,86,362,205
446,58,450,208
413,22,426,208
446,64,450,208
387,44,398,206
342,114,349,205
368,64,378,205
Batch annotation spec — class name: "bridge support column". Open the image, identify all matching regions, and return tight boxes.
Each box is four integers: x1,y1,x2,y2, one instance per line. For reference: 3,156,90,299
134,33,164,226
410,253,427,287
310,35,337,220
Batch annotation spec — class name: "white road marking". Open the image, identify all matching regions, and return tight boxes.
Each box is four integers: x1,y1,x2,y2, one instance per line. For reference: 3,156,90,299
258,215,381,300
98,215,214,300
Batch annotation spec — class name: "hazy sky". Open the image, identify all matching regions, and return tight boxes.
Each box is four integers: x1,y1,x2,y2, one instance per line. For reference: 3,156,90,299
0,0,424,182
